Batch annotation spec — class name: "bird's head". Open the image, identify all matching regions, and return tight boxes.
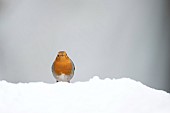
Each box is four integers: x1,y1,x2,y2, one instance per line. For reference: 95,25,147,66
56,51,69,61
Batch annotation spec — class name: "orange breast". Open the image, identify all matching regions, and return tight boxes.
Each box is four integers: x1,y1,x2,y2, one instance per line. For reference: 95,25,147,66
53,59,73,75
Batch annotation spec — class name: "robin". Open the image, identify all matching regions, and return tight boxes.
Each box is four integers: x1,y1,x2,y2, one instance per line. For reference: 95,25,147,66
52,51,75,82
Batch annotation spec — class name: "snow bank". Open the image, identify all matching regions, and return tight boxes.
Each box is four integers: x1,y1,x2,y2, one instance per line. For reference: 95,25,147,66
0,76,170,113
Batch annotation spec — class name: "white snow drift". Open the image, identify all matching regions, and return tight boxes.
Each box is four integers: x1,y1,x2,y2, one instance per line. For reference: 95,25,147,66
0,76,170,113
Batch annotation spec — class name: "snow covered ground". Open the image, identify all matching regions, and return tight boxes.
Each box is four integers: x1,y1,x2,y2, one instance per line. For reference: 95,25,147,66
0,76,170,113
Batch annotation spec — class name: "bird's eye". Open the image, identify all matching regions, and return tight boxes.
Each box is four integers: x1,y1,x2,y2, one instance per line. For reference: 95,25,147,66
57,55,59,57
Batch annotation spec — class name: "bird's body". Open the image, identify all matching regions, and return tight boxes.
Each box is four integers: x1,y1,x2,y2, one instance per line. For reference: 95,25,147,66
52,51,75,82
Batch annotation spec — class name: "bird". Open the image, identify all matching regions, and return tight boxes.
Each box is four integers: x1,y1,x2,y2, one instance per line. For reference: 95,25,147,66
52,51,75,83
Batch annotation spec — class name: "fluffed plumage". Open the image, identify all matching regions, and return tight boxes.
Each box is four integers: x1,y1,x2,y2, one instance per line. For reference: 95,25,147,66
52,51,75,82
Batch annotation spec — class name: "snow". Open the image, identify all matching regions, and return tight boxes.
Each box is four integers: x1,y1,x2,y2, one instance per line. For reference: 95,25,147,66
0,76,170,113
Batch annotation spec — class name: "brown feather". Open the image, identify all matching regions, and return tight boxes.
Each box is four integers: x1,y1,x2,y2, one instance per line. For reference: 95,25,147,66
53,51,73,76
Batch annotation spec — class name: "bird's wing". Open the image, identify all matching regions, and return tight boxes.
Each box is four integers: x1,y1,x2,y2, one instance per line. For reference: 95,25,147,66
71,60,75,73
51,62,55,75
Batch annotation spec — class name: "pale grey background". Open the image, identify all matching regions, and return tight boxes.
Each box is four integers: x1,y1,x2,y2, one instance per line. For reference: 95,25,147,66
0,0,170,92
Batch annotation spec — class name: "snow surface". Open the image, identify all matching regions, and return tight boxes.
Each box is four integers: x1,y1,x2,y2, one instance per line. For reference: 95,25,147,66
0,76,170,113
